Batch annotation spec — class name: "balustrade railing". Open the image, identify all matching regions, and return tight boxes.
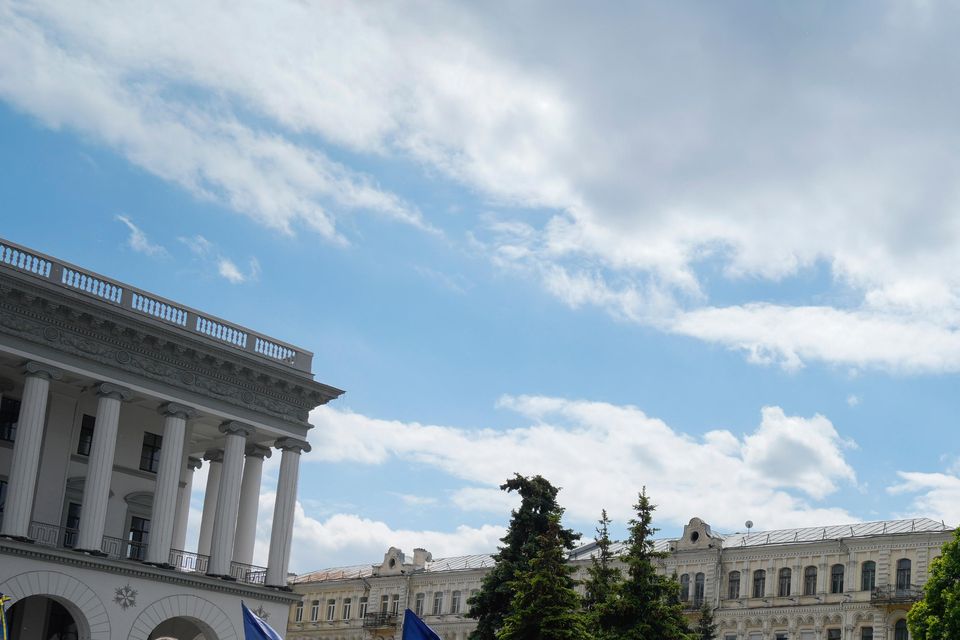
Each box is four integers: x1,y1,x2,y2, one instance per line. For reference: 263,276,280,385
871,584,923,603
229,560,268,584
0,237,312,372
362,613,399,628
169,548,210,574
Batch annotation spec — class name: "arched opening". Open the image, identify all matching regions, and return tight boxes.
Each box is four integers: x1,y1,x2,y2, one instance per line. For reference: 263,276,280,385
6,595,81,640
148,616,217,640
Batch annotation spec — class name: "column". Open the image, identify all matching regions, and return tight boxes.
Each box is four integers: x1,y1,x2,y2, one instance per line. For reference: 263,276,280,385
197,449,222,557
145,402,195,566
172,456,202,552
0,362,61,540
76,383,131,553
266,437,311,587
233,444,271,566
207,421,251,577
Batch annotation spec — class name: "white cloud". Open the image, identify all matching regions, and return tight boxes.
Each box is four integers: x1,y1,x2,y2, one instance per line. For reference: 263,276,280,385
847,395,860,407
888,471,960,526
217,257,246,284
308,398,861,533
115,214,166,257
177,234,259,284
392,493,439,507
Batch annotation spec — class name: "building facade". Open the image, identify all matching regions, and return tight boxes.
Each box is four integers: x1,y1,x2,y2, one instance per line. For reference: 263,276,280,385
0,237,343,640
289,517,953,640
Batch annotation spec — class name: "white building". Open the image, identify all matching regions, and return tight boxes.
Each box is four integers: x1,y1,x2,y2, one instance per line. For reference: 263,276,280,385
289,517,954,640
0,237,343,640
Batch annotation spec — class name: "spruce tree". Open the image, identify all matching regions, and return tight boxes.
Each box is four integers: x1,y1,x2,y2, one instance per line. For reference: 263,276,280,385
600,488,692,640
497,515,594,640
467,474,580,640
695,603,718,640
584,509,621,611
908,527,960,639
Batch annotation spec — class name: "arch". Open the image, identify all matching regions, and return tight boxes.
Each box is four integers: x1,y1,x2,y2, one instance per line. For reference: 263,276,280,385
0,570,111,640
128,595,237,640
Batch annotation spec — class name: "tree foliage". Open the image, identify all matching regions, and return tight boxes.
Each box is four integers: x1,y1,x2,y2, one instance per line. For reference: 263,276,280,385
497,515,594,640
467,474,580,640
908,528,960,640
695,603,718,640
583,509,621,612
599,488,693,640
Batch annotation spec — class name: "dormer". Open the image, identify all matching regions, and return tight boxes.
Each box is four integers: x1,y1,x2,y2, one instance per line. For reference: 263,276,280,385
676,517,722,551
375,547,407,576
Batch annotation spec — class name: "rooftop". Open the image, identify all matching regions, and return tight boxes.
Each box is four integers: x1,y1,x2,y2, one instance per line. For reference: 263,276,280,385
0,237,314,375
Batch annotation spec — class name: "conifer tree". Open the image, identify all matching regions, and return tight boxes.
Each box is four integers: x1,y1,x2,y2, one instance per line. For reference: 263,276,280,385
584,509,621,612
695,603,718,640
467,474,580,640
908,528,960,639
600,488,693,640
497,515,594,640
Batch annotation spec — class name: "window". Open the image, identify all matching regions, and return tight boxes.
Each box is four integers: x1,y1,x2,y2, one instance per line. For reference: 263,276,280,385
342,598,352,620
778,568,792,597
358,597,368,619
310,600,320,621
391,594,400,615
725,636,737,640
861,628,873,640
64,502,82,548
433,591,443,615
804,566,817,595
326,599,336,621
776,634,788,640
0,397,20,442
728,571,740,599
414,593,425,617
294,602,303,623
451,591,461,614
694,573,705,607
0,479,7,521
894,620,908,640
753,570,766,598
861,561,876,592
896,559,911,591
827,630,841,640
139,432,162,473
380,595,389,615
77,414,95,456
127,516,150,561
830,564,844,594
679,574,690,601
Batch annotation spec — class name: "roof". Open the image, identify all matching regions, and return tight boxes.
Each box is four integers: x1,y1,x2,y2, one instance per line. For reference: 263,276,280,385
292,554,496,584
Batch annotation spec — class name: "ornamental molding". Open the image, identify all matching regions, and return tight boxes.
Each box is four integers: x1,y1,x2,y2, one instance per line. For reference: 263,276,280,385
0,276,341,425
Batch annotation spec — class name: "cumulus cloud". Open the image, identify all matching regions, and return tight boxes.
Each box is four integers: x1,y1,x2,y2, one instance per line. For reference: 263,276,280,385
115,214,166,257
308,397,861,533
888,471,960,526
178,234,259,284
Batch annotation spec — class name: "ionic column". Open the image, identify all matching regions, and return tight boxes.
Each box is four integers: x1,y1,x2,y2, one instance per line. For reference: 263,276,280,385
197,449,222,556
207,421,251,577
172,456,202,552
76,383,131,553
145,402,195,566
0,363,61,540
233,444,271,566
266,437,311,587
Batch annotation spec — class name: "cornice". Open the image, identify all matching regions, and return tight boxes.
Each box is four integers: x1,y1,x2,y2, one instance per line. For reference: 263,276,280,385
0,275,343,425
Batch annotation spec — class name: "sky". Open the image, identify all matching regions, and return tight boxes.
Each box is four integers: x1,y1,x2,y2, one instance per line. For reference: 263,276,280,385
2,0,960,573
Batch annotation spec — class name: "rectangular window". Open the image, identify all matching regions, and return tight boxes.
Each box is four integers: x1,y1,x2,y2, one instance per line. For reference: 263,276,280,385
342,598,352,620
728,572,740,600
725,636,737,640
380,595,389,614
77,414,96,456
128,516,150,561
804,566,817,596
827,630,841,640
391,594,400,615
861,628,873,640
451,591,461,614
0,397,20,442
414,593,425,617
310,600,320,621
358,597,368,619
64,502,82,548
830,565,844,594
433,591,443,615
139,432,163,473
776,634,788,640
326,599,336,621
753,570,766,598
294,602,303,623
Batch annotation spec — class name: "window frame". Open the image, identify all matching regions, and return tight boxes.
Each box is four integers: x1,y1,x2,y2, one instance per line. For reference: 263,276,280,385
861,561,876,592
414,593,425,617
896,559,911,591
778,567,792,597
77,414,96,456
294,602,303,623
326,598,336,622
728,571,740,600
451,590,461,614
830,564,845,594
139,431,163,473
693,573,705,607
804,565,817,595
342,597,352,620
310,600,320,621
753,569,766,598
679,573,690,601
358,596,368,619
432,591,443,616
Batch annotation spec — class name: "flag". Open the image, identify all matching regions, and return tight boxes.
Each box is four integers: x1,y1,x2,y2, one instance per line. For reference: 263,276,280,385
241,602,283,640
402,608,442,640
1,593,10,640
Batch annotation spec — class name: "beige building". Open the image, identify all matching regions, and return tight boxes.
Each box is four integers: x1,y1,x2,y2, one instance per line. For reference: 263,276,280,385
289,517,953,640
0,237,343,639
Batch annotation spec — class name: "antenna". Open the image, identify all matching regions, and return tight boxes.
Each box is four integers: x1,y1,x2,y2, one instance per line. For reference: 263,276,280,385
745,520,753,536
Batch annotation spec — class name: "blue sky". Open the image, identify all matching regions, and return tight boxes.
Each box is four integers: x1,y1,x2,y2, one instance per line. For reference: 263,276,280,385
2,1,959,571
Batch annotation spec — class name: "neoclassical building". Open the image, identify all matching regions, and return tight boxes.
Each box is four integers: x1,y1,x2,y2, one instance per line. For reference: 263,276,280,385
289,517,953,640
0,237,343,640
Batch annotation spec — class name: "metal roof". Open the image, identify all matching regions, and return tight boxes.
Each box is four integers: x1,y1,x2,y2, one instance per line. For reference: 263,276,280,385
293,554,496,584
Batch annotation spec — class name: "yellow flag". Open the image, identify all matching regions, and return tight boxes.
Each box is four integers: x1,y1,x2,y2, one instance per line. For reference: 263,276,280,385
0,592,10,640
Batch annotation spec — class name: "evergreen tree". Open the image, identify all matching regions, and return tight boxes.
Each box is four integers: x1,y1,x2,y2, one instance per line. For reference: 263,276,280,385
497,515,594,640
599,488,693,640
583,509,621,611
467,474,580,640
695,603,718,640
908,528,960,639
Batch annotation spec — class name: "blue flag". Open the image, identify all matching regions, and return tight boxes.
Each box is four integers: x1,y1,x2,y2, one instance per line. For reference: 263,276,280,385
402,608,442,640
241,602,283,640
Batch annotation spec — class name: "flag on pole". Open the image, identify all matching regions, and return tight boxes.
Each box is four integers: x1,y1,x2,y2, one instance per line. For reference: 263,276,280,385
402,608,442,640
1,592,11,640
241,602,283,640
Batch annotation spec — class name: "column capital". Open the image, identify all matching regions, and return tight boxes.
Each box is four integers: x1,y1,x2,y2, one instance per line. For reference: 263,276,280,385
219,420,253,437
158,402,197,420
245,443,273,460
24,361,63,381
275,437,311,454
97,382,132,401
203,448,224,463
187,456,203,471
